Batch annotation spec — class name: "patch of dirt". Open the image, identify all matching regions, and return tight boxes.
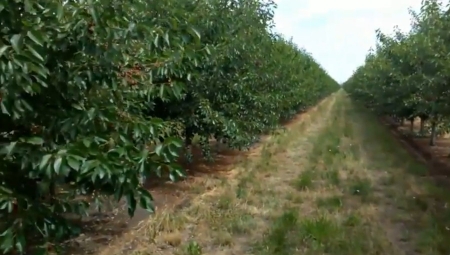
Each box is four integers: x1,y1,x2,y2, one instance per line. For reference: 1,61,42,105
380,117,450,181
63,143,252,254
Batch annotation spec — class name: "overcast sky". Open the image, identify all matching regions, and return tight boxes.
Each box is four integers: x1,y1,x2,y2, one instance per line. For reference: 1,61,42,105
272,0,424,83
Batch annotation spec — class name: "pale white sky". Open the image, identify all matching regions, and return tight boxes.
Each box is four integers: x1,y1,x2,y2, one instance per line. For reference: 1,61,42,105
273,0,424,83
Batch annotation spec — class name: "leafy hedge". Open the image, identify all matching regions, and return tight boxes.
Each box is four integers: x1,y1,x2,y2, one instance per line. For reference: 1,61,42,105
0,0,339,253
343,0,450,145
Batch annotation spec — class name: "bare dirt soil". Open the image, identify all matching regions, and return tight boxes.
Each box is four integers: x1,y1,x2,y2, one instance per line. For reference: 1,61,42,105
388,118,450,178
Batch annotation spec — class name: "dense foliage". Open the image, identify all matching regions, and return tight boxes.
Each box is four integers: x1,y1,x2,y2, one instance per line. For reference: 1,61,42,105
343,0,450,145
0,0,338,253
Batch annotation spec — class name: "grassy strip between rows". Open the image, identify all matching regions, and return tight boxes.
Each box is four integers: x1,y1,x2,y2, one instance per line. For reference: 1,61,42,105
347,95,450,255
253,92,391,255
255,92,450,255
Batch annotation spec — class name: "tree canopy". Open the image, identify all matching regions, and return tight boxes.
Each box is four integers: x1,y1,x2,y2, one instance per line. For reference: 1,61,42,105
343,0,450,145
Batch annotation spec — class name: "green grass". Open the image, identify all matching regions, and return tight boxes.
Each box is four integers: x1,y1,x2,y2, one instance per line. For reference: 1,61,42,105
254,92,450,255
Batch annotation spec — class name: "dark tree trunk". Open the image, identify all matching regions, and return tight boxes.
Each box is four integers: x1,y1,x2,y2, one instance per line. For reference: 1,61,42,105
419,118,426,135
430,120,437,146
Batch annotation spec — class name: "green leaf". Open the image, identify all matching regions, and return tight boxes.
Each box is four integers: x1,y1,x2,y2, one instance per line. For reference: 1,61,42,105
164,32,170,46
67,157,80,170
138,188,154,213
165,137,183,148
126,193,137,217
26,44,44,62
56,2,64,20
154,34,159,47
0,46,9,57
97,167,106,179
2,142,17,156
189,27,201,40
39,154,52,170
25,137,44,145
83,139,92,148
0,102,10,116
154,144,163,156
27,31,45,46
0,228,14,252
10,34,22,53
14,232,26,253
87,0,99,24
159,84,164,98
53,157,62,174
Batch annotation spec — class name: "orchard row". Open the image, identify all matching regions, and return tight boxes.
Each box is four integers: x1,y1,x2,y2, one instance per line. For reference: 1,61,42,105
344,0,450,145
0,0,339,253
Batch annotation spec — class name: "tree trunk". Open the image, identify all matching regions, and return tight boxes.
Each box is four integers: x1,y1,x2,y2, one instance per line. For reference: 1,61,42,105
184,126,193,147
409,118,414,133
47,179,56,207
430,121,437,146
419,118,425,135
184,126,194,163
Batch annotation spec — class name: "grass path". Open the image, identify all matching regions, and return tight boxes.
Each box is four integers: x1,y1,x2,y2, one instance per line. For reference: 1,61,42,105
100,91,450,255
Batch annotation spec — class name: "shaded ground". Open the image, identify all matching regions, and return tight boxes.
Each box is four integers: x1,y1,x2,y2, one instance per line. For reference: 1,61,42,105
71,91,450,255
386,118,450,178
64,141,262,254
